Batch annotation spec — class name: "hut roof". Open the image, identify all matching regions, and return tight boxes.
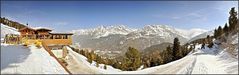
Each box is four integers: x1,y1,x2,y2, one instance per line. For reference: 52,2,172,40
50,32,73,35
19,27,35,31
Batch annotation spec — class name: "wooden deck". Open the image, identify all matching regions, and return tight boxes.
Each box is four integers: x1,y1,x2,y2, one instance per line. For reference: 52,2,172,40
25,39,72,46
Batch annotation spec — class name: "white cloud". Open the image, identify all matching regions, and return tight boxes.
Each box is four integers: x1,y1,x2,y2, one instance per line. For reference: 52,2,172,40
56,22,68,25
188,12,202,18
170,10,206,22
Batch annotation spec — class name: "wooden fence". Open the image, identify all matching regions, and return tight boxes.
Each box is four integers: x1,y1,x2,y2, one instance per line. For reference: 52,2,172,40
42,42,72,74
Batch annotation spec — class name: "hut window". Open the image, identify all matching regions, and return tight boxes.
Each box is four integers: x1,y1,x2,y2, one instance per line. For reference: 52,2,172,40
63,35,68,39
55,35,61,39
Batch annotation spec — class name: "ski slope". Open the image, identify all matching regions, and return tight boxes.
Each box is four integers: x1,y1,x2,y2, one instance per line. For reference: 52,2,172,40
67,43,238,74
1,44,68,74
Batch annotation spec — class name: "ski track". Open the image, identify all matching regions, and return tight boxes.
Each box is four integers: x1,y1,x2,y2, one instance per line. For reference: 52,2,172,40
190,48,227,74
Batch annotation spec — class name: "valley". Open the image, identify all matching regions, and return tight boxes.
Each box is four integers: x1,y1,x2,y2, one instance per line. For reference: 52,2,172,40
1,1,238,74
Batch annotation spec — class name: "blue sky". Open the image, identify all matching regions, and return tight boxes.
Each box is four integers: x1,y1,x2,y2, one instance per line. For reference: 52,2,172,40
1,1,238,32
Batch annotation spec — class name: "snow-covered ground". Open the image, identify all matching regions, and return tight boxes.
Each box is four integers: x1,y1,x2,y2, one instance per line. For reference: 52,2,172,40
52,50,63,58
187,45,237,74
1,24,20,42
1,44,68,74
65,46,122,74
66,43,238,74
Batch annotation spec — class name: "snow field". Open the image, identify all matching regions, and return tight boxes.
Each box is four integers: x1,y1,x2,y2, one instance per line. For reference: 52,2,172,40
1,44,68,74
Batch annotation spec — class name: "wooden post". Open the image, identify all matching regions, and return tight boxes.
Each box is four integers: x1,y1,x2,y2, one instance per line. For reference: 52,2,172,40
62,46,67,58
61,35,63,39
53,35,55,39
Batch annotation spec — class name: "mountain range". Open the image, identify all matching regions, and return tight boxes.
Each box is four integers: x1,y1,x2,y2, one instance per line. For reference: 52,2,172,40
71,25,208,56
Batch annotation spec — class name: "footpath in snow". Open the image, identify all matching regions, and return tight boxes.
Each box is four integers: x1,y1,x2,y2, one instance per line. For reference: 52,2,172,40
1,44,68,74
189,45,238,74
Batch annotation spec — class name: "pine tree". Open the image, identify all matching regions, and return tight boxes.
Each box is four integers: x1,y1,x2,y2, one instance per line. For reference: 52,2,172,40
182,46,188,56
229,7,238,31
206,35,210,44
124,47,141,71
166,45,173,62
217,26,223,37
173,37,181,60
214,29,218,38
208,42,214,48
87,51,96,64
0,17,2,23
206,35,212,44
223,23,229,34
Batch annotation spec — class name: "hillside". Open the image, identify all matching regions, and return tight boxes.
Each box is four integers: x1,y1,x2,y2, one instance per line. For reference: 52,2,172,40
142,42,173,55
1,24,20,38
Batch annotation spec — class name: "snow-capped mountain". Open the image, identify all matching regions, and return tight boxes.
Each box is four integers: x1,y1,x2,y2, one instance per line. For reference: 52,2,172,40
126,25,207,40
126,25,183,39
176,28,208,39
72,25,207,55
72,25,136,38
188,30,214,43
72,25,206,40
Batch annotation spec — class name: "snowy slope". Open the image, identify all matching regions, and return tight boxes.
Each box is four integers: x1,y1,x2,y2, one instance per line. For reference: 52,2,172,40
116,44,237,74
65,46,122,74
1,44,68,74
1,24,20,38
191,44,237,74
66,43,238,74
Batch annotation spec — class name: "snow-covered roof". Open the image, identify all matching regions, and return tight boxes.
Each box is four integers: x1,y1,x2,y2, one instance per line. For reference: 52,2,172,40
19,26,52,31
33,27,52,30
19,27,35,31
